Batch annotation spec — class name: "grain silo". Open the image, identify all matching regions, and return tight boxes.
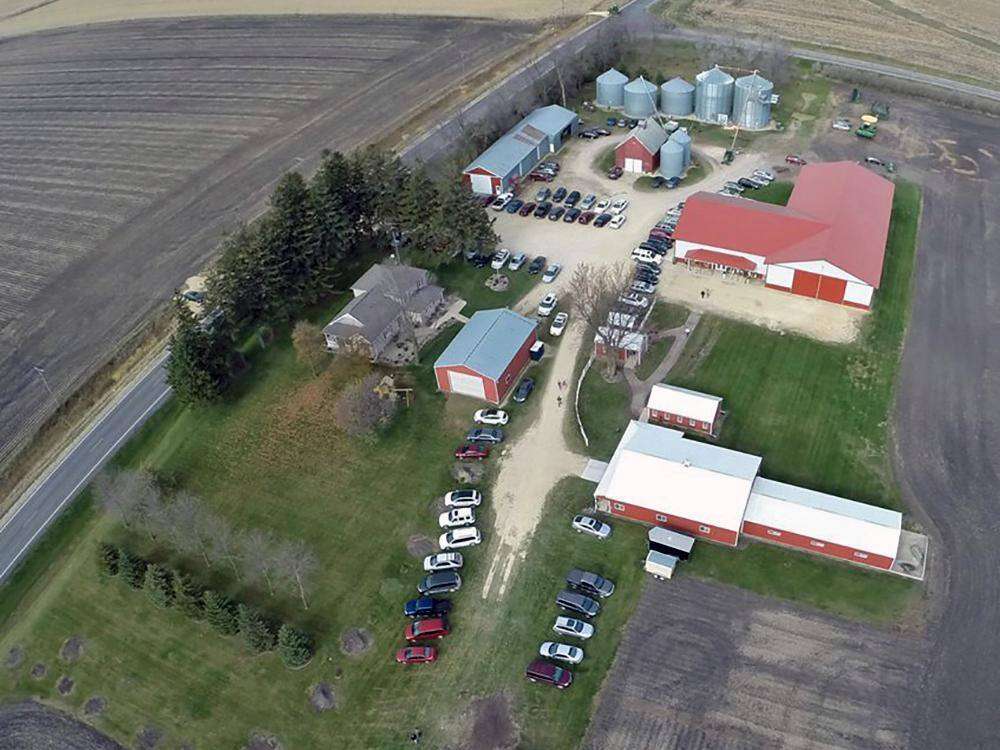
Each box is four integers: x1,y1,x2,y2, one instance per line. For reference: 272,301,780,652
595,68,628,108
732,72,774,129
669,127,692,167
624,76,658,118
659,140,685,179
659,76,694,116
694,65,734,123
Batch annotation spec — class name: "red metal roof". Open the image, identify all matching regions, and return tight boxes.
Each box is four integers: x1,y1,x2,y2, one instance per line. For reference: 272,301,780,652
685,248,757,271
673,162,894,287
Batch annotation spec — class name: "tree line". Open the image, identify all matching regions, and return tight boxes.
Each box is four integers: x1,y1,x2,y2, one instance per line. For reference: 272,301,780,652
167,146,498,404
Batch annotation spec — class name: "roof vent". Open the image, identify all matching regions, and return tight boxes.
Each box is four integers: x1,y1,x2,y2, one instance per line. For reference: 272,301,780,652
682,459,692,468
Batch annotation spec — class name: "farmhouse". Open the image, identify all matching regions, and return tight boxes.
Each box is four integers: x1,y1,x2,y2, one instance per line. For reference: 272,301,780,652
434,308,537,403
646,383,722,435
614,119,668,174
673,162,894,309
594,421,903,570
462,104,580,195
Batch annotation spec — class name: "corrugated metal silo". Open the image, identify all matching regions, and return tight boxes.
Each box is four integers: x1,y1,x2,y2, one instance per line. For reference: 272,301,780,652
694,65,734,122
669,127,692,167
595,67,628,108
732,73,774,129
659,140,684,179
659,76,694,116
624,77,658,118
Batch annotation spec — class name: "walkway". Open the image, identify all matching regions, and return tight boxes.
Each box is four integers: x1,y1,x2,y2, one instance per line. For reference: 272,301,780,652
624,310,701,417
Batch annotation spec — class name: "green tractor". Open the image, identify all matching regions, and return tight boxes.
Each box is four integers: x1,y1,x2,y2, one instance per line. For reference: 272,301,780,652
856,123,877,139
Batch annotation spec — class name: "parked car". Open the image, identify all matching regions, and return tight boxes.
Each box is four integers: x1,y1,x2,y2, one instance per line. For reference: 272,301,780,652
832,117,852,131
542,264,562,283
474,409,508,426
537,293,558,317
665,176,681,189
555,590,600,618
724,181,744,193
470,253,491,268
513,378,535,403
539,641,584,665
481,194,496,207
396,646,437,664
632,247,663,266
491,192,513,210
418,570,462,595
405,616,450,642
528,256,547,275
593,213,613,228
491,249,510,269
864,156,884,167
606,117,617,127
594,197,611,213
549,311,569,336
525,658,573,689
580,194,596,210
508,252,527,270
785,154,807,165
650,176,667,189
566,568,615,598
444,489,482,508
505,198,524,214
737,178,759,189
518,201,537,217
630,280,656,294
552,186,568,202
626,118,639,128
572,514,612,539
594,128,612,136
534,201,552,218
553,616,594,640
403,596,452,618
539,161,560,172
439,526,482,549
548,206,566,222
563,207,581,223
439,507,475,529
467,427,504,444
423,552,463,572
529,171,554,182
616,118,627,127
577,129,599,139
577,211,596,225
618,293,649,309
454,444,489,461
609,214,627,230
753,169,775,181
607,165,623,180
565,190,581,207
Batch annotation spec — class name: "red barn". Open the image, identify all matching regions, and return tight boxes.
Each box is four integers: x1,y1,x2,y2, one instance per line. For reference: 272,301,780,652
433,309,537,404
646,383,722,435
614,119,668,174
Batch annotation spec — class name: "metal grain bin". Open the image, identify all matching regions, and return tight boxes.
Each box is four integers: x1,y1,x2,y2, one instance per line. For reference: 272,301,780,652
624,76,658,118
668,127,691,167
659,76,694,116
732,72,774,129
659,140,684,179
595,67,628,108
694,65,734,123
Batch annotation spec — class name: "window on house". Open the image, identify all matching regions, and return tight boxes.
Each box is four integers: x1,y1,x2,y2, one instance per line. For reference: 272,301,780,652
854,551,869,559
766,529,781,537
613,502,625,512
655,514,667,522
688,418,695,426
810,540,825,548
698,525,710,533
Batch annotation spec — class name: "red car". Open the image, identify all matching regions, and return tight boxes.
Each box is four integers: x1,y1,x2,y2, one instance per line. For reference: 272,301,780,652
396,646,438,664
529,171,554,182
785,154,807,165
405,617,450,642
577,211,596,225
480,194,495,206
455,444,489,461
525,658,573,689
607,165,623,180
519,201,537,217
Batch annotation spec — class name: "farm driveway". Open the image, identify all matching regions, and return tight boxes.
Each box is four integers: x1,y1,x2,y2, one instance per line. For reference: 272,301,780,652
0,700,124,749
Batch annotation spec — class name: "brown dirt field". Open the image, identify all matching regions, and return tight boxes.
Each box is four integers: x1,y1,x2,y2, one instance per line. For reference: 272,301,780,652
662,0,1000,85
0,0,605,36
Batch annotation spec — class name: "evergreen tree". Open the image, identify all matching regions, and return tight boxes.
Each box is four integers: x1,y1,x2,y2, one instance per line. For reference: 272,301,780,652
430,179,498,264
97,542,120,578
118,549,147,589
237,604,277,653
310,150,357,268
277,624,313,668
171,570,203,620
202,590,239,636
165,300,232,405
206,226,259,327
143,563,174,608
268,172,314,312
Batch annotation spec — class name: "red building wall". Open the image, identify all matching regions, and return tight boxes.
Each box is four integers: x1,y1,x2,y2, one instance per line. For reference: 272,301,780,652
741,520,893,570
648,408,715,435
614,137,657,173
766,276,870,309
598,497,739,546
495,329,538,403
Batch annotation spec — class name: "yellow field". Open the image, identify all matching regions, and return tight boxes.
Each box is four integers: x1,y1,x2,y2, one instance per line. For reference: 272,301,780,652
660,0,1000,85
0,0,605,36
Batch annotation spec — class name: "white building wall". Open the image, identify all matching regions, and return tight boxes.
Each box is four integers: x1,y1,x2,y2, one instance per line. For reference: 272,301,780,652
843,281,874,306
674,240,768,275
764,265,794,288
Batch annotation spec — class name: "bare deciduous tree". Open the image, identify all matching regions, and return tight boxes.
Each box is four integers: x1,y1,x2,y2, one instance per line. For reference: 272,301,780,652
93,468,160,534
162,490,204,558
240,529,280,596
275,540,318,610
334,372,398,438
204,512,243,581
569,262,637,379
291,321,327,375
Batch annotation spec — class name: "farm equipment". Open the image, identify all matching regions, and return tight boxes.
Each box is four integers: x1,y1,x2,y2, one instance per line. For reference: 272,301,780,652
871,101,890,119
851,87,862,103
722,149,734,165
856,114,878,139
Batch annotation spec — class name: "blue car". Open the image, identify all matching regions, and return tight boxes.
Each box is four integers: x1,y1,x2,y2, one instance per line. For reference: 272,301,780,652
513,378,535,403
505,199,524,214
404,596,453,619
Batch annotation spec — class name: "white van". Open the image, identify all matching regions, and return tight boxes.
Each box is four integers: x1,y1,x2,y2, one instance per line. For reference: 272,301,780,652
631,247,663,266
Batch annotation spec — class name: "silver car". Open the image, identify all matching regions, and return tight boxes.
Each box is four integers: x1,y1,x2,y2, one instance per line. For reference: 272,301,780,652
539,641,584,665
553,616,595,640
572,514,611,540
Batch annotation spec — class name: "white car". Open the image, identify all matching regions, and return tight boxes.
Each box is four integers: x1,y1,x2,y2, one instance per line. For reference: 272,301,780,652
553,616,595,640
608,214,627,229
630,280,656,295
440,526,482,549
753,169,775,182
542,264,562,283
832,118,852,131
491,192,513,210
439,507,475,529
423,552,463,572
549,311,569,336
631,247,663,266
618,293,649,309
491,249,510,270
594,197,611,213
537,293,557,317
508,252,527,271
572,514,611,540
444,489,482,508
474,409,509,426
580,194,597,210
610,198,629,215
539,641,584,665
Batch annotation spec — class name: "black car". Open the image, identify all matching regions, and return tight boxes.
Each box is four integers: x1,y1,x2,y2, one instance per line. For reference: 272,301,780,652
577,129,599,139
626,118,639,128
505,198,524,214
404,596,453,618
650,176,667,189
555,590,600,618
417,571,462,596
564,190,581,207
665,176,681,189
512,377,535,403
594,128,612,136
470,253,492,268
593,213,613,227
466,427,505,443
737,177,759,189
528,256,547,275
563,207,581,223
566,569,615,598
634,272,660,286
552,187,568,203
534,201,552,218
548,206,566,221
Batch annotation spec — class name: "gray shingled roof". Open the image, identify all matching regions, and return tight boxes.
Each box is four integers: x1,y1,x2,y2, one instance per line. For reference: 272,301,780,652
324,290,400,343
627,119,668,154
351,263,429,297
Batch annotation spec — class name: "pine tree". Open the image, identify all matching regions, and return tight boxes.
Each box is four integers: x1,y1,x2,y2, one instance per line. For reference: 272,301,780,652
118,549,147,589
268,172,314,312
143,563,174,608
165,300,233,405
310,150,356,268
171,570,203,620
277,624,313,668
97,542,120,578
202,590,239,636
236,604,277,653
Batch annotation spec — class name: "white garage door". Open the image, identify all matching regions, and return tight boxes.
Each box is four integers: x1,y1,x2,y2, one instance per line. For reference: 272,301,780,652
624,157,644,174
448,371,487,399
470,173,494,195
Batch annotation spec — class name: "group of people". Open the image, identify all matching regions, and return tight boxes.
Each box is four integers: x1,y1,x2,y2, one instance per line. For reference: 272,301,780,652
556,378,569,407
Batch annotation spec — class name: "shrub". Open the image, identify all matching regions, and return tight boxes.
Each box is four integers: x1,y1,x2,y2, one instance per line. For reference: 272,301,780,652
143,564,174,609
277,625,313,668
118,549,148,589
237,604,277,653
97,542,120,578
202,590,239,636
333,372,398,438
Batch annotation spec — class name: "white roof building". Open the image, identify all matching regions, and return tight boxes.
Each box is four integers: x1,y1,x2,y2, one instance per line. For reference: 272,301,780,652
647,383,722,424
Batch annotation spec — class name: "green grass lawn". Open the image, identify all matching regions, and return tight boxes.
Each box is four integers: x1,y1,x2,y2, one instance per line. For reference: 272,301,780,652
434,262,538,314
577,363,632,462
592,144,617,176
634,302,690,380
747,180,794,205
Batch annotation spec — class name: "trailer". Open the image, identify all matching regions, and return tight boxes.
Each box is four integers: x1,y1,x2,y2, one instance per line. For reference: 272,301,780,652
644,550,679,580
648,526,695,561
